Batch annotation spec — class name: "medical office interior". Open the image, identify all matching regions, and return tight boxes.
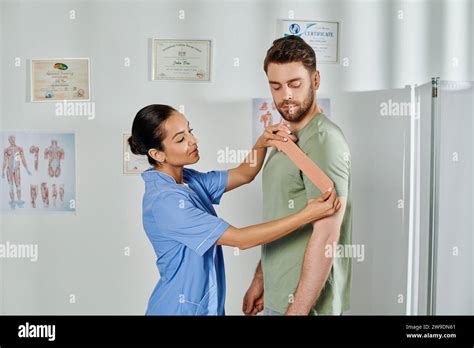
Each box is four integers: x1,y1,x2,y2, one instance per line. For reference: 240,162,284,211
0,0,472,315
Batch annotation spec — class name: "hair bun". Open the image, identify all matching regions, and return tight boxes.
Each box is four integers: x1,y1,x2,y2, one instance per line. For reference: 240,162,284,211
128,135,147,155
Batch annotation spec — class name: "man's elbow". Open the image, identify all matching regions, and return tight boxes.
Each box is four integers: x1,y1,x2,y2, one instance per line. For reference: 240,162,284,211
313,223,341,245
326,230,340,245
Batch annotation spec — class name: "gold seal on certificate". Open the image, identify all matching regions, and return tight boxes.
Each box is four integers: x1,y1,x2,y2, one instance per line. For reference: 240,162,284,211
152,39,212,81
30,58,90,102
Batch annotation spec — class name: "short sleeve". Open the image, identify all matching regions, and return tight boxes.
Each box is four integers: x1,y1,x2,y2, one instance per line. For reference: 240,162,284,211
193,169,228,204
152,191,230,256
301,132,351,200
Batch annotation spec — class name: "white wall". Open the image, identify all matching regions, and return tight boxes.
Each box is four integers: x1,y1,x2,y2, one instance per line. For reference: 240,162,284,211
0,0,472,315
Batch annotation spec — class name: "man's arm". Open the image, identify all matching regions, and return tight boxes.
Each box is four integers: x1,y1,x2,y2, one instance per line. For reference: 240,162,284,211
285,197,347,315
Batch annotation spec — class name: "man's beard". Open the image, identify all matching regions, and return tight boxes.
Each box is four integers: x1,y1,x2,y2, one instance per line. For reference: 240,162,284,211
276,88,314,122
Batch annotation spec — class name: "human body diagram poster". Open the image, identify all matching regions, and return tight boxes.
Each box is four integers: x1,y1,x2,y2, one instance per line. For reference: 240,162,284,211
1,132,76,213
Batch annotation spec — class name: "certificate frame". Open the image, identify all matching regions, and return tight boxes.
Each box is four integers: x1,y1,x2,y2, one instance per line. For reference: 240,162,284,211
122,133,151,175
30,58,91,102
278,19,340,64
151,38,213,82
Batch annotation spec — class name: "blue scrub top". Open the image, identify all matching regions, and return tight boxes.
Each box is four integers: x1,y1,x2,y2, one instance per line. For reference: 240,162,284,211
141,167,230,315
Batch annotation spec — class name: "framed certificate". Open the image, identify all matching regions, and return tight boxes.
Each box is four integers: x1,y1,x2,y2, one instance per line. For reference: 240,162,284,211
30,58,90,102
123,133,151,175
279,20,340,64
151,39,212,81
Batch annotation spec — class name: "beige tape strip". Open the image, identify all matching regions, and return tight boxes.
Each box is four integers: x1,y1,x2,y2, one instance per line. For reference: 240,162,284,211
269,130,334,193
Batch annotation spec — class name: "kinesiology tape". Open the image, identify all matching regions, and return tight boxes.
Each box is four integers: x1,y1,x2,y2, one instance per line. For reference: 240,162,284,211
269,130,334,193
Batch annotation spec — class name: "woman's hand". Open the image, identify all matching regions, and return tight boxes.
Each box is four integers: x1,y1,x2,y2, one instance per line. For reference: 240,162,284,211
304,188,341,221
254,123,297,149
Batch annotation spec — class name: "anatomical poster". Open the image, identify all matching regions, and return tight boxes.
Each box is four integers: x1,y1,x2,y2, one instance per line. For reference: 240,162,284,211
252,97,331,145
0,131,76,213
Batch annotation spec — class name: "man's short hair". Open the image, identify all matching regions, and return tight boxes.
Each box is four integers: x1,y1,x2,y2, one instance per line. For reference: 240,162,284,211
264,35,317,74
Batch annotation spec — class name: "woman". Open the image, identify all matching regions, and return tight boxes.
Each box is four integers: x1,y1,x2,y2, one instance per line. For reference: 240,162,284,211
128,104,340,315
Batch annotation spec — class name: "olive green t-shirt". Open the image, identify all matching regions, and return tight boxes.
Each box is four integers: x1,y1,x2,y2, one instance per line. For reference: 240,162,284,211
261,112,352,315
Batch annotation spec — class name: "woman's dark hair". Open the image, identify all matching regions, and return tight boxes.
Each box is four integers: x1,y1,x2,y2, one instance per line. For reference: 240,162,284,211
263,35,317,74
128,104,176,165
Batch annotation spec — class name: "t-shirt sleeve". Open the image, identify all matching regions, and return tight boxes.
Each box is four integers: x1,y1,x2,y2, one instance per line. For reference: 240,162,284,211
152,191,230,256
194,169,228,205
301,131,351,200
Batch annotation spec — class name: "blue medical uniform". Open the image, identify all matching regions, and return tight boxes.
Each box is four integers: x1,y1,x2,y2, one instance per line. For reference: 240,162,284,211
141,167,230,315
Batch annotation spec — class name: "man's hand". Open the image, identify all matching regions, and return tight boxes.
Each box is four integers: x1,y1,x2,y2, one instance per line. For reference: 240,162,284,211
242,276,264,315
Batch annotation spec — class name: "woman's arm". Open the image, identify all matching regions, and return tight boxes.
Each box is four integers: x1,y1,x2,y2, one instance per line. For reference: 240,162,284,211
216,189,341,249
225,123,295,192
